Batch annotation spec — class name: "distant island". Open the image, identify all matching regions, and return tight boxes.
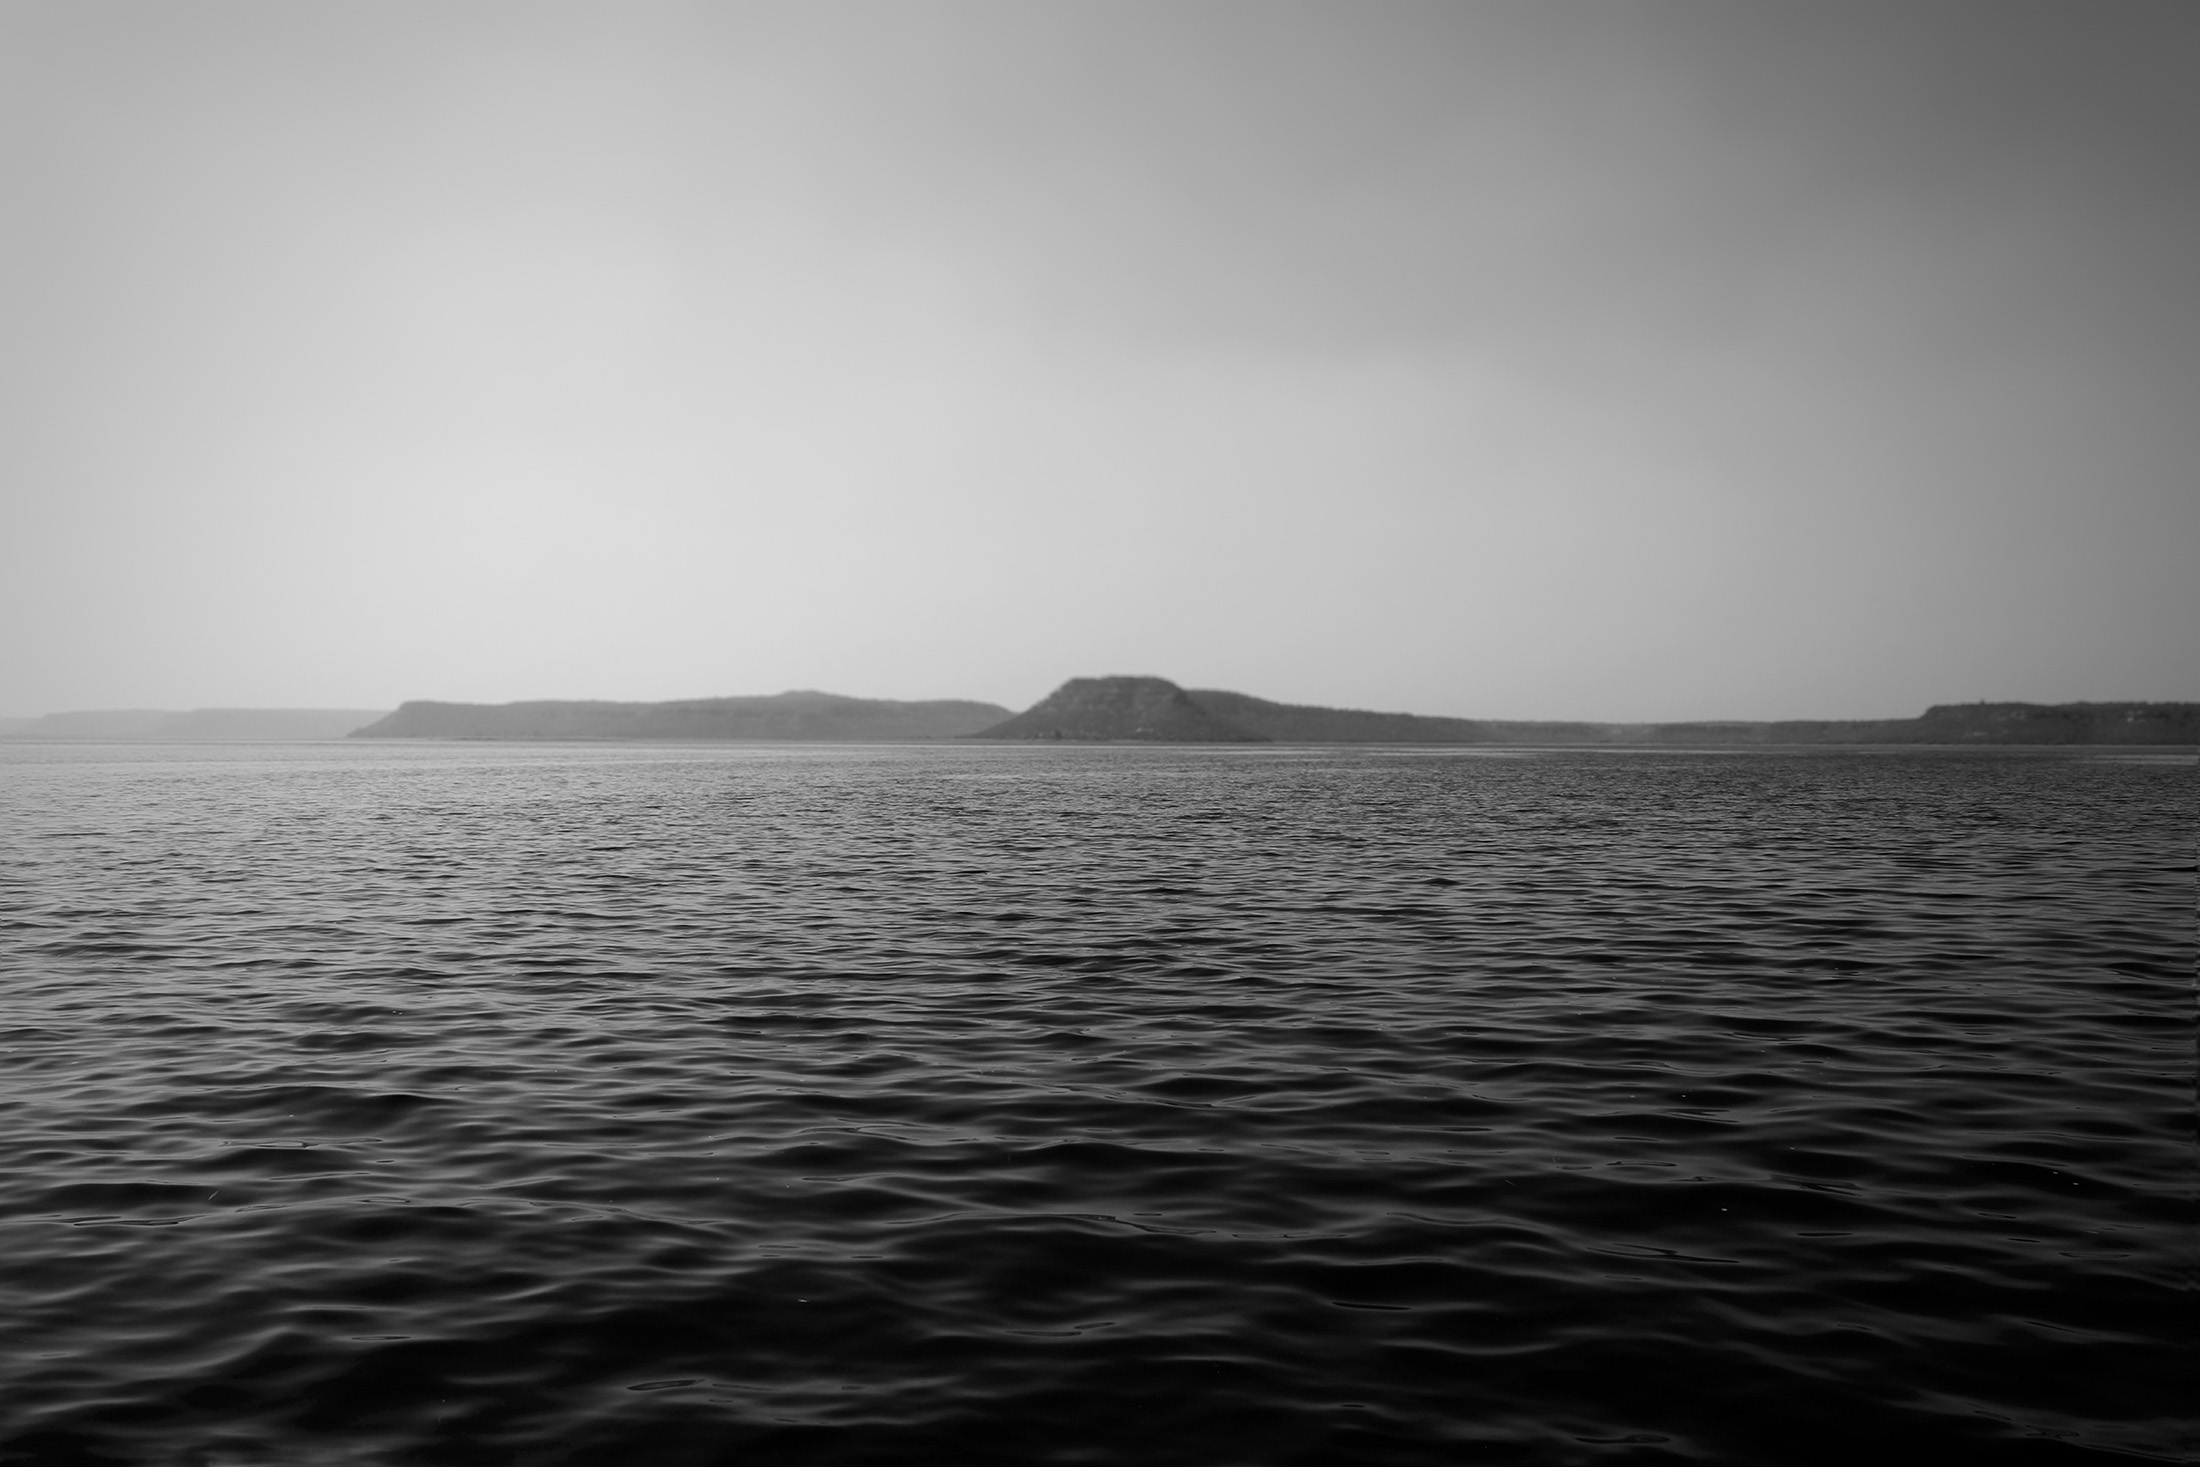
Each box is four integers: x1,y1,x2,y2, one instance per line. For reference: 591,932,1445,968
1176,686,2200,747
351,691,1012,741
971,679,2200,746
0,708,390,741
9,683,2194,746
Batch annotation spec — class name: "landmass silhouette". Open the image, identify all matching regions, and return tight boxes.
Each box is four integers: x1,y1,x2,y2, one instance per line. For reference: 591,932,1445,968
0,708,391,741
968,676,1264,742
7,682,2192,745
351,691,1011,742
341,679,2198,745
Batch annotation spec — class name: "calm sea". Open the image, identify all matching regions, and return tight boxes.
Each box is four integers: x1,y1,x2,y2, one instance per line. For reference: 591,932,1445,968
0,742,2190,1467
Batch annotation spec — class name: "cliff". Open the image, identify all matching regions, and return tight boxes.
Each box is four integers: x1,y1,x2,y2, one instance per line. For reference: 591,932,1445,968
972,677,1267,742
351,691,1011,741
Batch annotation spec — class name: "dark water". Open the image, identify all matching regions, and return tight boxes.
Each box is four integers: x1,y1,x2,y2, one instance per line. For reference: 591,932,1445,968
0,742,2190,1467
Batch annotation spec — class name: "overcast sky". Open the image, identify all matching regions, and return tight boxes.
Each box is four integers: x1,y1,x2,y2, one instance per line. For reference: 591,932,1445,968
3,0,2193,720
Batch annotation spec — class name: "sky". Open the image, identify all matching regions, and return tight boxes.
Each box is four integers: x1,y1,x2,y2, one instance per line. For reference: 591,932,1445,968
3,0,2194,721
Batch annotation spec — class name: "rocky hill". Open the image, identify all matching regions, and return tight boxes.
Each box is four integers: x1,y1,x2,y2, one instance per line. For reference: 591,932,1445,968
351,692,1010,741
972,677,1266,741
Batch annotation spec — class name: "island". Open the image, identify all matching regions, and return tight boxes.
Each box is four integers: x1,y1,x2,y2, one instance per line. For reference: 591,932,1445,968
350,691,1012,741
0,708,391,741
972,680,2200,746
19,685,2185,747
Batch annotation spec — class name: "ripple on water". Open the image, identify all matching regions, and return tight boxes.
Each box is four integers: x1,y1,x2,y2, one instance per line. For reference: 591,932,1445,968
0,742,2190,1465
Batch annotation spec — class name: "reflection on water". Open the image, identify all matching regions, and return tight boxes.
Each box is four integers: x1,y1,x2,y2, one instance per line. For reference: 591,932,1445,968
0,742,2189,1465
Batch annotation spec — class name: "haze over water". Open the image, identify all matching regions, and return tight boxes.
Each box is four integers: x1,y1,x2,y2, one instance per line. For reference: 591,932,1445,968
6,3,2196,719
2,740,2188,1465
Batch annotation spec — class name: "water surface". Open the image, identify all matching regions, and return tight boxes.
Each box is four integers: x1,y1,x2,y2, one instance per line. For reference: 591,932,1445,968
0,742,2189,1465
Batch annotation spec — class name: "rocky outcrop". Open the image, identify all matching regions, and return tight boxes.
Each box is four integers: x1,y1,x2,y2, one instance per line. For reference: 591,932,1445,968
973,677,1266,742
351,692,1010,741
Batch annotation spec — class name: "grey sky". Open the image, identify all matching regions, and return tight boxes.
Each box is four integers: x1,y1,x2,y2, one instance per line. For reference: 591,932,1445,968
4,1,2193,720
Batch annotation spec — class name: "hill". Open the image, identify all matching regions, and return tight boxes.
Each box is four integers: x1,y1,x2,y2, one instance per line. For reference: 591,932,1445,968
351,692,1011,741
972,677,1266,742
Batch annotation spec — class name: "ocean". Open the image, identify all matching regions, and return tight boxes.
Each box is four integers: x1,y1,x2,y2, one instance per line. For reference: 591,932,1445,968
1,741,2190,1466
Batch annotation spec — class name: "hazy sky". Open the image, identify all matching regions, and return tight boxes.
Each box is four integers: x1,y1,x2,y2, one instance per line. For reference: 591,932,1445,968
4,1,2194,720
